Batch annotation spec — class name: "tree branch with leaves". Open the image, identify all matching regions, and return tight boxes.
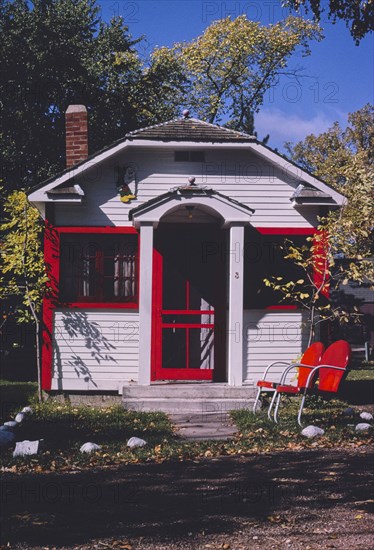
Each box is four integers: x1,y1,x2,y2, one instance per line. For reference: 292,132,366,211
153,15,323,131
0,189,48,401
266,104,374,345
284,0,374,44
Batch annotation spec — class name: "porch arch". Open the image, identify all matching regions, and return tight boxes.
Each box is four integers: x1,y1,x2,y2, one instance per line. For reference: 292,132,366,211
130,188,255,386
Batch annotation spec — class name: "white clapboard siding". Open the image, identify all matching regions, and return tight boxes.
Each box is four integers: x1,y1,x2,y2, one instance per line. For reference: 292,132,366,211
52,309,139,391
243,309,309,386
54,148,318,228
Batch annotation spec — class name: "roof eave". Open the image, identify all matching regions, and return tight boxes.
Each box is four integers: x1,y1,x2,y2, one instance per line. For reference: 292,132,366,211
292,200,339,208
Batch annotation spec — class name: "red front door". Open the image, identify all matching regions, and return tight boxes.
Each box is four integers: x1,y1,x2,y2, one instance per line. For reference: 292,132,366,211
151,224,224,381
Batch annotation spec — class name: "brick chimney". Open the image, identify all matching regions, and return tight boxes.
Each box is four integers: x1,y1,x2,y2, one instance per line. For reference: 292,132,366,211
65,105,88,168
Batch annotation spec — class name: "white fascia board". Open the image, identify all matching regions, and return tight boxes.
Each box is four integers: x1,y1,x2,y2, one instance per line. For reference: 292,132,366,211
32,202,45,218
292,200,341,208
247,142,345,206
73,184,84,196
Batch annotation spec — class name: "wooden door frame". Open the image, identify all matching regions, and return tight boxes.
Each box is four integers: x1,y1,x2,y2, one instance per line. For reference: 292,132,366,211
150,224,227,382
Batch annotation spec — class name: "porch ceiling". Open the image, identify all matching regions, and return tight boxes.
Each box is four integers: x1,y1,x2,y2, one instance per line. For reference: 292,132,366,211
129,186,255,228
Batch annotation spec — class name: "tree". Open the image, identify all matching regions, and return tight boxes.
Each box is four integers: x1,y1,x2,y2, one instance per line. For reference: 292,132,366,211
154,15,322,130
0,189,48,401
285,103,374,283
1,5,323,190
266,104,374,343
284,1,374,43
0,0,185,192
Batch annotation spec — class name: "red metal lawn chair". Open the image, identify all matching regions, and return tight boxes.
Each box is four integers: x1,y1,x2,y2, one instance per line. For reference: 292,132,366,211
253,342,325,417
272,340,351,426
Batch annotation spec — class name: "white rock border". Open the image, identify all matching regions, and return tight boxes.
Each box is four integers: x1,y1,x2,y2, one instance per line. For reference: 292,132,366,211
80,442,102,453
127,437,147,448
301,425,325,439
355,423,372,432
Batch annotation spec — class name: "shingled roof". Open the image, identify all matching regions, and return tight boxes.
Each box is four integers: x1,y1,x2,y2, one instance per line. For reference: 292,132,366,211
125,117,255,142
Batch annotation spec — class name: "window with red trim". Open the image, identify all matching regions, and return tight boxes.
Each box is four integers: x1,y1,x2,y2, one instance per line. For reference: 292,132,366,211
244,227,307,308
59,233,138,303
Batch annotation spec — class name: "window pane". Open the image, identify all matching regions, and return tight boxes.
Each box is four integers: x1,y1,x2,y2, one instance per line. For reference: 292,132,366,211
174,151,189,161
80,252,97,297
190,151,205,162
60,233,137,303
174,151,205,162
162,260,186,309
162,328,186,368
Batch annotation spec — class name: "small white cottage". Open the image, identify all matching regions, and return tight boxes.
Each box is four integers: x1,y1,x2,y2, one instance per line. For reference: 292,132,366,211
28,105,345,403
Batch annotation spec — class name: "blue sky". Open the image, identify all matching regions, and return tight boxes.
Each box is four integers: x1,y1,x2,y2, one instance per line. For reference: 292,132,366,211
100,0,373,150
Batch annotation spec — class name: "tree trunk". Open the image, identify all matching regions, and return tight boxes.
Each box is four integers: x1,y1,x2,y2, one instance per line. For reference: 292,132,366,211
308,305,316,347
22,201,43,402
35,317,42,403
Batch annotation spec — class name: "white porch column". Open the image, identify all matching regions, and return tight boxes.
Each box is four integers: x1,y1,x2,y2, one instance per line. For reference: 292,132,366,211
138,222,154,385
227,224,244,386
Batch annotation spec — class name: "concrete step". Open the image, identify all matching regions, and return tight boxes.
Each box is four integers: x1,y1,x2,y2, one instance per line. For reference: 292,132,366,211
122,397,255,414
122,383,256,400
121,383,256,414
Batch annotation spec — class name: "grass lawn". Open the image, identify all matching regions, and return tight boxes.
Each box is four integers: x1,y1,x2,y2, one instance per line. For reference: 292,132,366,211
232,360,374,449
345,369,374,381
0,397,372,473
0,360,372,472
232,395,372,446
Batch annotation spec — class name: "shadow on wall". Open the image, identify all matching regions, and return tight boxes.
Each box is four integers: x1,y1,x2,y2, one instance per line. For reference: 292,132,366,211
54,311,118,389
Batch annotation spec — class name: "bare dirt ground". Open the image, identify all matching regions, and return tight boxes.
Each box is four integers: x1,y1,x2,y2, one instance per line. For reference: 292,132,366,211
1,445,373,550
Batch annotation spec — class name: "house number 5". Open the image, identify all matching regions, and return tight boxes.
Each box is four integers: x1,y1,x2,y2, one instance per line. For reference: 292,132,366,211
235,272,239,279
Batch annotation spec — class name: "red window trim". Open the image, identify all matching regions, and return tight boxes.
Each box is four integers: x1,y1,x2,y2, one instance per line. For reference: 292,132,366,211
57,226,138,234
162,323,215,329
256,227,315,235
162,309,214,315
58,302,139,309
313,230,330,299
